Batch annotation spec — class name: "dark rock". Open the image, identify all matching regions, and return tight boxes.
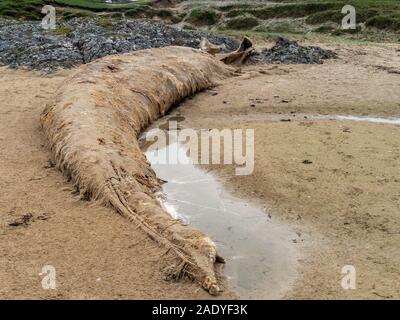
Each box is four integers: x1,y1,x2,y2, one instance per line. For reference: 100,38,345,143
0,18,239,72
249,37,337,65
9,213,33,227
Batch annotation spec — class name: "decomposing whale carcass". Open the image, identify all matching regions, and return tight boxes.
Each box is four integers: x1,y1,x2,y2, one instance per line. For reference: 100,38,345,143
40,45,251,294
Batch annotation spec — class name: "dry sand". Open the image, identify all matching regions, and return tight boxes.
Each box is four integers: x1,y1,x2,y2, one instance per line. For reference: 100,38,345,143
0,41,399,299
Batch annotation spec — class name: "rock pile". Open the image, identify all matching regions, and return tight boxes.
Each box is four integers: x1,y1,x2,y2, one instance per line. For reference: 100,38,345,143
0,18,337,71
250,37,337,64
0,18,238,71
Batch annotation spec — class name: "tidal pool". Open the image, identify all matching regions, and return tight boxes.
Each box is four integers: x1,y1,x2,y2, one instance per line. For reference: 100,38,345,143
141,123,299,299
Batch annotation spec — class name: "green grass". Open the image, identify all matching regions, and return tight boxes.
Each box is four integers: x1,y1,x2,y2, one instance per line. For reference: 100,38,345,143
305,7,384,25
0,0,45,20
51,25,72,35
0,0,151,20
366,14,400,31
254,20,306,35
187,8,219,26
52,0,150,11
222,0,400,37
60,10,96,20
217,3,253,12
97,16,113,28
224,15,259,30
226,2,338,19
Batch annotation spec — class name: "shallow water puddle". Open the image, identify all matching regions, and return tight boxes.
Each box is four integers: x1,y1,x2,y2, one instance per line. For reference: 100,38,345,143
327,115,400,125
141,133,298,299
139,111,400,297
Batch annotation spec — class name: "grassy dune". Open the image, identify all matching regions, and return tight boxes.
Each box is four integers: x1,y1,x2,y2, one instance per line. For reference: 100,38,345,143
223,0,400,30
0,0,151,20
192,0,400,41
53,0,150,10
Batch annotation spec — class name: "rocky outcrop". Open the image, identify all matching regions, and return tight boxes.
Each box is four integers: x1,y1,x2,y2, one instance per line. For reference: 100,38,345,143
0,18,238,72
